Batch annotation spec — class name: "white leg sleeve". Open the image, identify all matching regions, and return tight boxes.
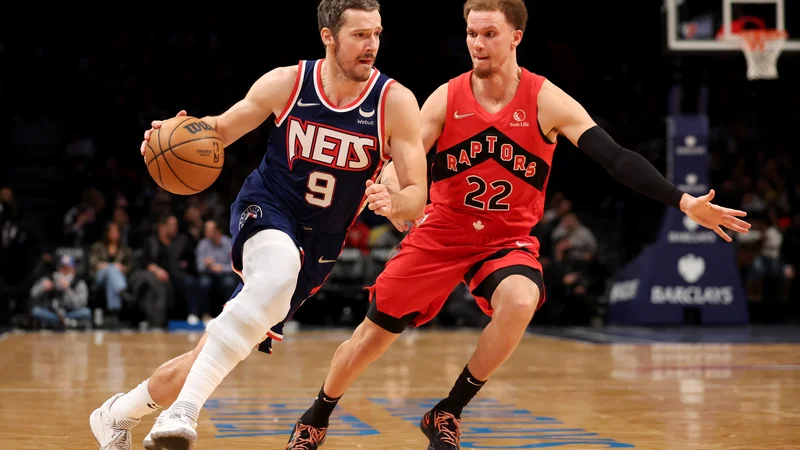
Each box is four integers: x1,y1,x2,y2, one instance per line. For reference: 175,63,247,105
205,229,301,359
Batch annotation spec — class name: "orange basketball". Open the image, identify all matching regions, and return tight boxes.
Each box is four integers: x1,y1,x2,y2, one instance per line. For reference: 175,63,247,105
144,116,224,195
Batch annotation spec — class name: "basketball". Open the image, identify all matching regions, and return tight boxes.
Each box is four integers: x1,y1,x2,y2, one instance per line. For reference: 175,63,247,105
144,116,224,195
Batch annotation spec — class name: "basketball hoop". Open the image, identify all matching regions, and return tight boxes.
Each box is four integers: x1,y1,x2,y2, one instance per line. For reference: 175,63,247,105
734,29,788,80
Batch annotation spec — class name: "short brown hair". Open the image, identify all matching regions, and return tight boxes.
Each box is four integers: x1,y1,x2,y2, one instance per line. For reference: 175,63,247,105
318,0,381,37
463,0,528,33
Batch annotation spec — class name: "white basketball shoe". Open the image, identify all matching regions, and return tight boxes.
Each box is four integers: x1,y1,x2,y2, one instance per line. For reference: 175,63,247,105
142,432,154,449
143,407,198,450
89,393,141,450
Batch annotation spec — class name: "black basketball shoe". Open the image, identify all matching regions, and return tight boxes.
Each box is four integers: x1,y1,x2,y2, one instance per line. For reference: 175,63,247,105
419,408,461,449
285,419,327,449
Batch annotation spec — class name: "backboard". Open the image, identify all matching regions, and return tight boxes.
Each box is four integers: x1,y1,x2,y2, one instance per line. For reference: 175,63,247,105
664,0,800,51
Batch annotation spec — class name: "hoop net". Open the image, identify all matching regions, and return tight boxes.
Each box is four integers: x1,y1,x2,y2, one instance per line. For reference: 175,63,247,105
735,29,788,80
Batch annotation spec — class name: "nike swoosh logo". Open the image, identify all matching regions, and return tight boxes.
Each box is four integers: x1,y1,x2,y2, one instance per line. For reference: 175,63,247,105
318,256,337,263
454,111,475,119
466,377,483,386
297,99,320,107
516,241,532,247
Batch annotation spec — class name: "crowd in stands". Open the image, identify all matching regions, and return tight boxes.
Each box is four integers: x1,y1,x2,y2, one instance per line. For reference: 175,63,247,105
3,161,798,330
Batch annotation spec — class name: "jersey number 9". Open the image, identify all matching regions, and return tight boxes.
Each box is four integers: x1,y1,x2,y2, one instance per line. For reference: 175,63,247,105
306,171,337,208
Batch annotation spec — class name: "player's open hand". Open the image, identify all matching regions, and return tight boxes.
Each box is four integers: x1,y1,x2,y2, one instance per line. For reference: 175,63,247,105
365,179,393,217
140,110,187,158
683,189,751,242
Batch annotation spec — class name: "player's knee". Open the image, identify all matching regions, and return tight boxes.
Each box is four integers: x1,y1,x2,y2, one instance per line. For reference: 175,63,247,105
241,229,301,281
348,319,397,364
492,275,540,320
239,229,301,319
242,270,296,320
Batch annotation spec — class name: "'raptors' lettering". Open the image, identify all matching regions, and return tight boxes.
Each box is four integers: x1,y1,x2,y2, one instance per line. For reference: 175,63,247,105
446,135,537,178
431,126,551,191
287,117,376,171
183,121,215,134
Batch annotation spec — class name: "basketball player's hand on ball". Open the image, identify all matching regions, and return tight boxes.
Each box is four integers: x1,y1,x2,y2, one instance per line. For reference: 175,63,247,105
682,189,751,242
140,110,187,159
365,179,393,218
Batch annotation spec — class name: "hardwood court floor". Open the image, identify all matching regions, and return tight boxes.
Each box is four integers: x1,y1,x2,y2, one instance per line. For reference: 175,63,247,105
1,328,799,449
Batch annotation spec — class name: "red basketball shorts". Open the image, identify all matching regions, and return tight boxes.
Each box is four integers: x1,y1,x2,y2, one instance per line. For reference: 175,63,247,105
366,204,545,333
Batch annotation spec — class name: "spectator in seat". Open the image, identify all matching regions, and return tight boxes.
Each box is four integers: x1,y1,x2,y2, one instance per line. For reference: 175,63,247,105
89,222,133,317
131,213,197,329
551,212,598,260
736,214,781,302
193,219,237,324
536,195,573,259
752,215,784,297
183,205,204,250
29,254,91,329
344,219,370,251
780,213,800,316
544,213,601,325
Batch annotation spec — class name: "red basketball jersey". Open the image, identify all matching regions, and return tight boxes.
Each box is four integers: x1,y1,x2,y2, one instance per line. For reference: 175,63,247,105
429,69,557,238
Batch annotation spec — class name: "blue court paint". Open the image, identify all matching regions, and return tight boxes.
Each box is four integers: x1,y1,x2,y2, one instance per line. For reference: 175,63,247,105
166,320,206,332
204,397,380,439
370,398,635,448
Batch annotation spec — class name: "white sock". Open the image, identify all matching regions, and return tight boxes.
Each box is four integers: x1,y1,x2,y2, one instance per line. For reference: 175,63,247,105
171,335,243,423
110,378,161,420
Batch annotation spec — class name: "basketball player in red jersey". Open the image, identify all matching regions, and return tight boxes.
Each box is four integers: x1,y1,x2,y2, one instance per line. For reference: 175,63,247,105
286,1,751,449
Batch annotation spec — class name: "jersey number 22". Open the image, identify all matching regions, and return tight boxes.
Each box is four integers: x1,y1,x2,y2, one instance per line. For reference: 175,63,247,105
464,175,511,211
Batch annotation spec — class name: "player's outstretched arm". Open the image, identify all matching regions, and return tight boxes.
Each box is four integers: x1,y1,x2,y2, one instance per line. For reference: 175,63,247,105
201,65,298,148
372,83,428,221
538,80,750,242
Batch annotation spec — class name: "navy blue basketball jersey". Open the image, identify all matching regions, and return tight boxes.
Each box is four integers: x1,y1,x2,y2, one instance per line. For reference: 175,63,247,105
254,59,394,233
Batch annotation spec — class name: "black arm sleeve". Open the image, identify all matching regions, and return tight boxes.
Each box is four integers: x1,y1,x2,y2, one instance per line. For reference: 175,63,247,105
577,125,686,209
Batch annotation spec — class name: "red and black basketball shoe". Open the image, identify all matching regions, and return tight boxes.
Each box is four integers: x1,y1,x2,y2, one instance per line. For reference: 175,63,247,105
285,419,327,449
419,408,461,449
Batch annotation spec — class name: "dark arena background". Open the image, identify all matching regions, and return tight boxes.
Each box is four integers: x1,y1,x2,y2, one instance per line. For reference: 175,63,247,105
1,1,799,449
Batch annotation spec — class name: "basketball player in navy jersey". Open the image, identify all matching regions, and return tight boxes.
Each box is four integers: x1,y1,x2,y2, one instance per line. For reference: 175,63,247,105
89,1,428,449
284,1,752,449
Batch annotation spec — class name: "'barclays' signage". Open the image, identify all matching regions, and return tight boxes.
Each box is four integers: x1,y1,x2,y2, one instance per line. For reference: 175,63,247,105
608,114,748,325
650,253,735,305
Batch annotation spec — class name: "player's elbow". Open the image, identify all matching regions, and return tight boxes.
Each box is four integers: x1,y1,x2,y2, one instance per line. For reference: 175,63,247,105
605,146,647,183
